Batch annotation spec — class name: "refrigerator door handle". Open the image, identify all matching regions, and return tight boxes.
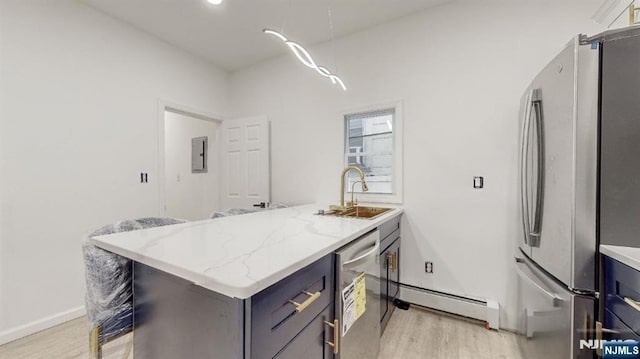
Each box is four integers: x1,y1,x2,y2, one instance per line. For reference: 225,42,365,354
515,257,563,307
520,88,535,246
529,90,545,248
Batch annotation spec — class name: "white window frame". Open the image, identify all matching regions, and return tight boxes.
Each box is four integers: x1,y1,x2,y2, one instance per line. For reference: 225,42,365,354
347,146,363,165
342,100,403,204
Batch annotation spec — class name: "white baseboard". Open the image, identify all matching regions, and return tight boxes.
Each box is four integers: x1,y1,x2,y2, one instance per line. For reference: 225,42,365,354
399,284,500,329
0,306,86,346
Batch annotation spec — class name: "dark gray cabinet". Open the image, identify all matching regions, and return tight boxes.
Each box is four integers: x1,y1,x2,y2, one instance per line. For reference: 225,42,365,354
274,306,335,359
252,254,334,359
378,217,401,334
133,253,336,359
386,239,400,301
601,255,640,340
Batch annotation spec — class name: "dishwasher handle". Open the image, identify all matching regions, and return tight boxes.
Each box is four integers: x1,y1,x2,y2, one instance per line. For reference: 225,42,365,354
343,239,380,270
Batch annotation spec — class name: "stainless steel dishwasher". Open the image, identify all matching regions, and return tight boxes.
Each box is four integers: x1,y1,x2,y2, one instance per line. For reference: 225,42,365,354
335,229,381,359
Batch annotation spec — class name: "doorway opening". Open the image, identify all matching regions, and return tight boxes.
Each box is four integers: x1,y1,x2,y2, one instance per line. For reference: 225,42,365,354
160,104,221,221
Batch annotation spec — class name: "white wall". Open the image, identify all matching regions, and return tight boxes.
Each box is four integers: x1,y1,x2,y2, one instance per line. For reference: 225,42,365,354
164,111,220,221
597,0,637,29
230,0,604,329
0,0,229,341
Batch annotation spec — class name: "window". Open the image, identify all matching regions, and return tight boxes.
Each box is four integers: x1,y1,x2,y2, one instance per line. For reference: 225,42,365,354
344,102,402,203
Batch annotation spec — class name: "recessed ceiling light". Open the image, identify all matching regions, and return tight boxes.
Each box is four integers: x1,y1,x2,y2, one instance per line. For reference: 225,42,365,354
207,0,222,5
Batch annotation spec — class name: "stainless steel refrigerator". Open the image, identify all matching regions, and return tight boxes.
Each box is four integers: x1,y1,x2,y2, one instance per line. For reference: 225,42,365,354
515,26,640,359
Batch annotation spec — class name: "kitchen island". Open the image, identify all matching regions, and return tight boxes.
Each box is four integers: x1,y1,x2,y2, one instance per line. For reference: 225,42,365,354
601,245,640,272
600,244,640,345
92,204,403,359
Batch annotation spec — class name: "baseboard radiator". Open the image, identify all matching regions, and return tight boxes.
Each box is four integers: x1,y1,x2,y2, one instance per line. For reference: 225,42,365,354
399,283,500,330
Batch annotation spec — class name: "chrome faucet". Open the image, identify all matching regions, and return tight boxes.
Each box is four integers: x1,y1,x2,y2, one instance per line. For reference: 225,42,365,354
331,166,368,212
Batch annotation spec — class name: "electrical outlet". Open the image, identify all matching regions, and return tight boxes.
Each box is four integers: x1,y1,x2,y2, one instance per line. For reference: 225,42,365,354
425,261,433,274
473,176,484,189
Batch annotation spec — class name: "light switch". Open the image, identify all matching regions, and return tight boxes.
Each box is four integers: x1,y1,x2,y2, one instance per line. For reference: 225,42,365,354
473,176,484,189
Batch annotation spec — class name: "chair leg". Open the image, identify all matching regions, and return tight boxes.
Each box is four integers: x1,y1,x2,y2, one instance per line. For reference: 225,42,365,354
89,325,102,359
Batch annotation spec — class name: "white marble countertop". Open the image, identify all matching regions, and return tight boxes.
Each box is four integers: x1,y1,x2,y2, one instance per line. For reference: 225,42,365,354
92,204,403,299
601,244,640,271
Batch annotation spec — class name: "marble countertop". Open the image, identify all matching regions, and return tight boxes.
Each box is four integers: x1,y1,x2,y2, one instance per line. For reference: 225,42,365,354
92,204,403,299
601,244,640,271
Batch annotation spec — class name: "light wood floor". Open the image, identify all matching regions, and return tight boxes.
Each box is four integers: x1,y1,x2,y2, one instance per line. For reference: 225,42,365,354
0,306,521,359
380,307,522,359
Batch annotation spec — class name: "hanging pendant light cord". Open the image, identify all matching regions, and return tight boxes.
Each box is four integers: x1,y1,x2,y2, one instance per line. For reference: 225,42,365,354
281,0,294,35
327,3,338,72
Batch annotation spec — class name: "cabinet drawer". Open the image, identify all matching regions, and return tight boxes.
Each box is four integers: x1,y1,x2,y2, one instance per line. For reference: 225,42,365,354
274,305,334,359
603,308,640,341
603,256,640,335
378,216,400,244
251,254,334,359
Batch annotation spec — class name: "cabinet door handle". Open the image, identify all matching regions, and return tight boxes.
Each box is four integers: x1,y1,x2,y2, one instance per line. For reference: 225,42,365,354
386,252,397,271
324,319,339,355
596,321,619,357
625,297,640,312
596,321,603,358
288,291,321,313
392,252,397,272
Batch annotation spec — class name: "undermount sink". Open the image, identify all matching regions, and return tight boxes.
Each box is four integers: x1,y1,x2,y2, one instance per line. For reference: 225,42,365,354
344,206,392,219
323,206,392,220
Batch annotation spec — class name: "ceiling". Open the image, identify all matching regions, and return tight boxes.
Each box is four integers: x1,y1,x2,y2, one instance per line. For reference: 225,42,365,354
80,0,452,71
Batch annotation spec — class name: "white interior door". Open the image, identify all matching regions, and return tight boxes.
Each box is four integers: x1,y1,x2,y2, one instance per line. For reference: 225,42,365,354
219,116,270,209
